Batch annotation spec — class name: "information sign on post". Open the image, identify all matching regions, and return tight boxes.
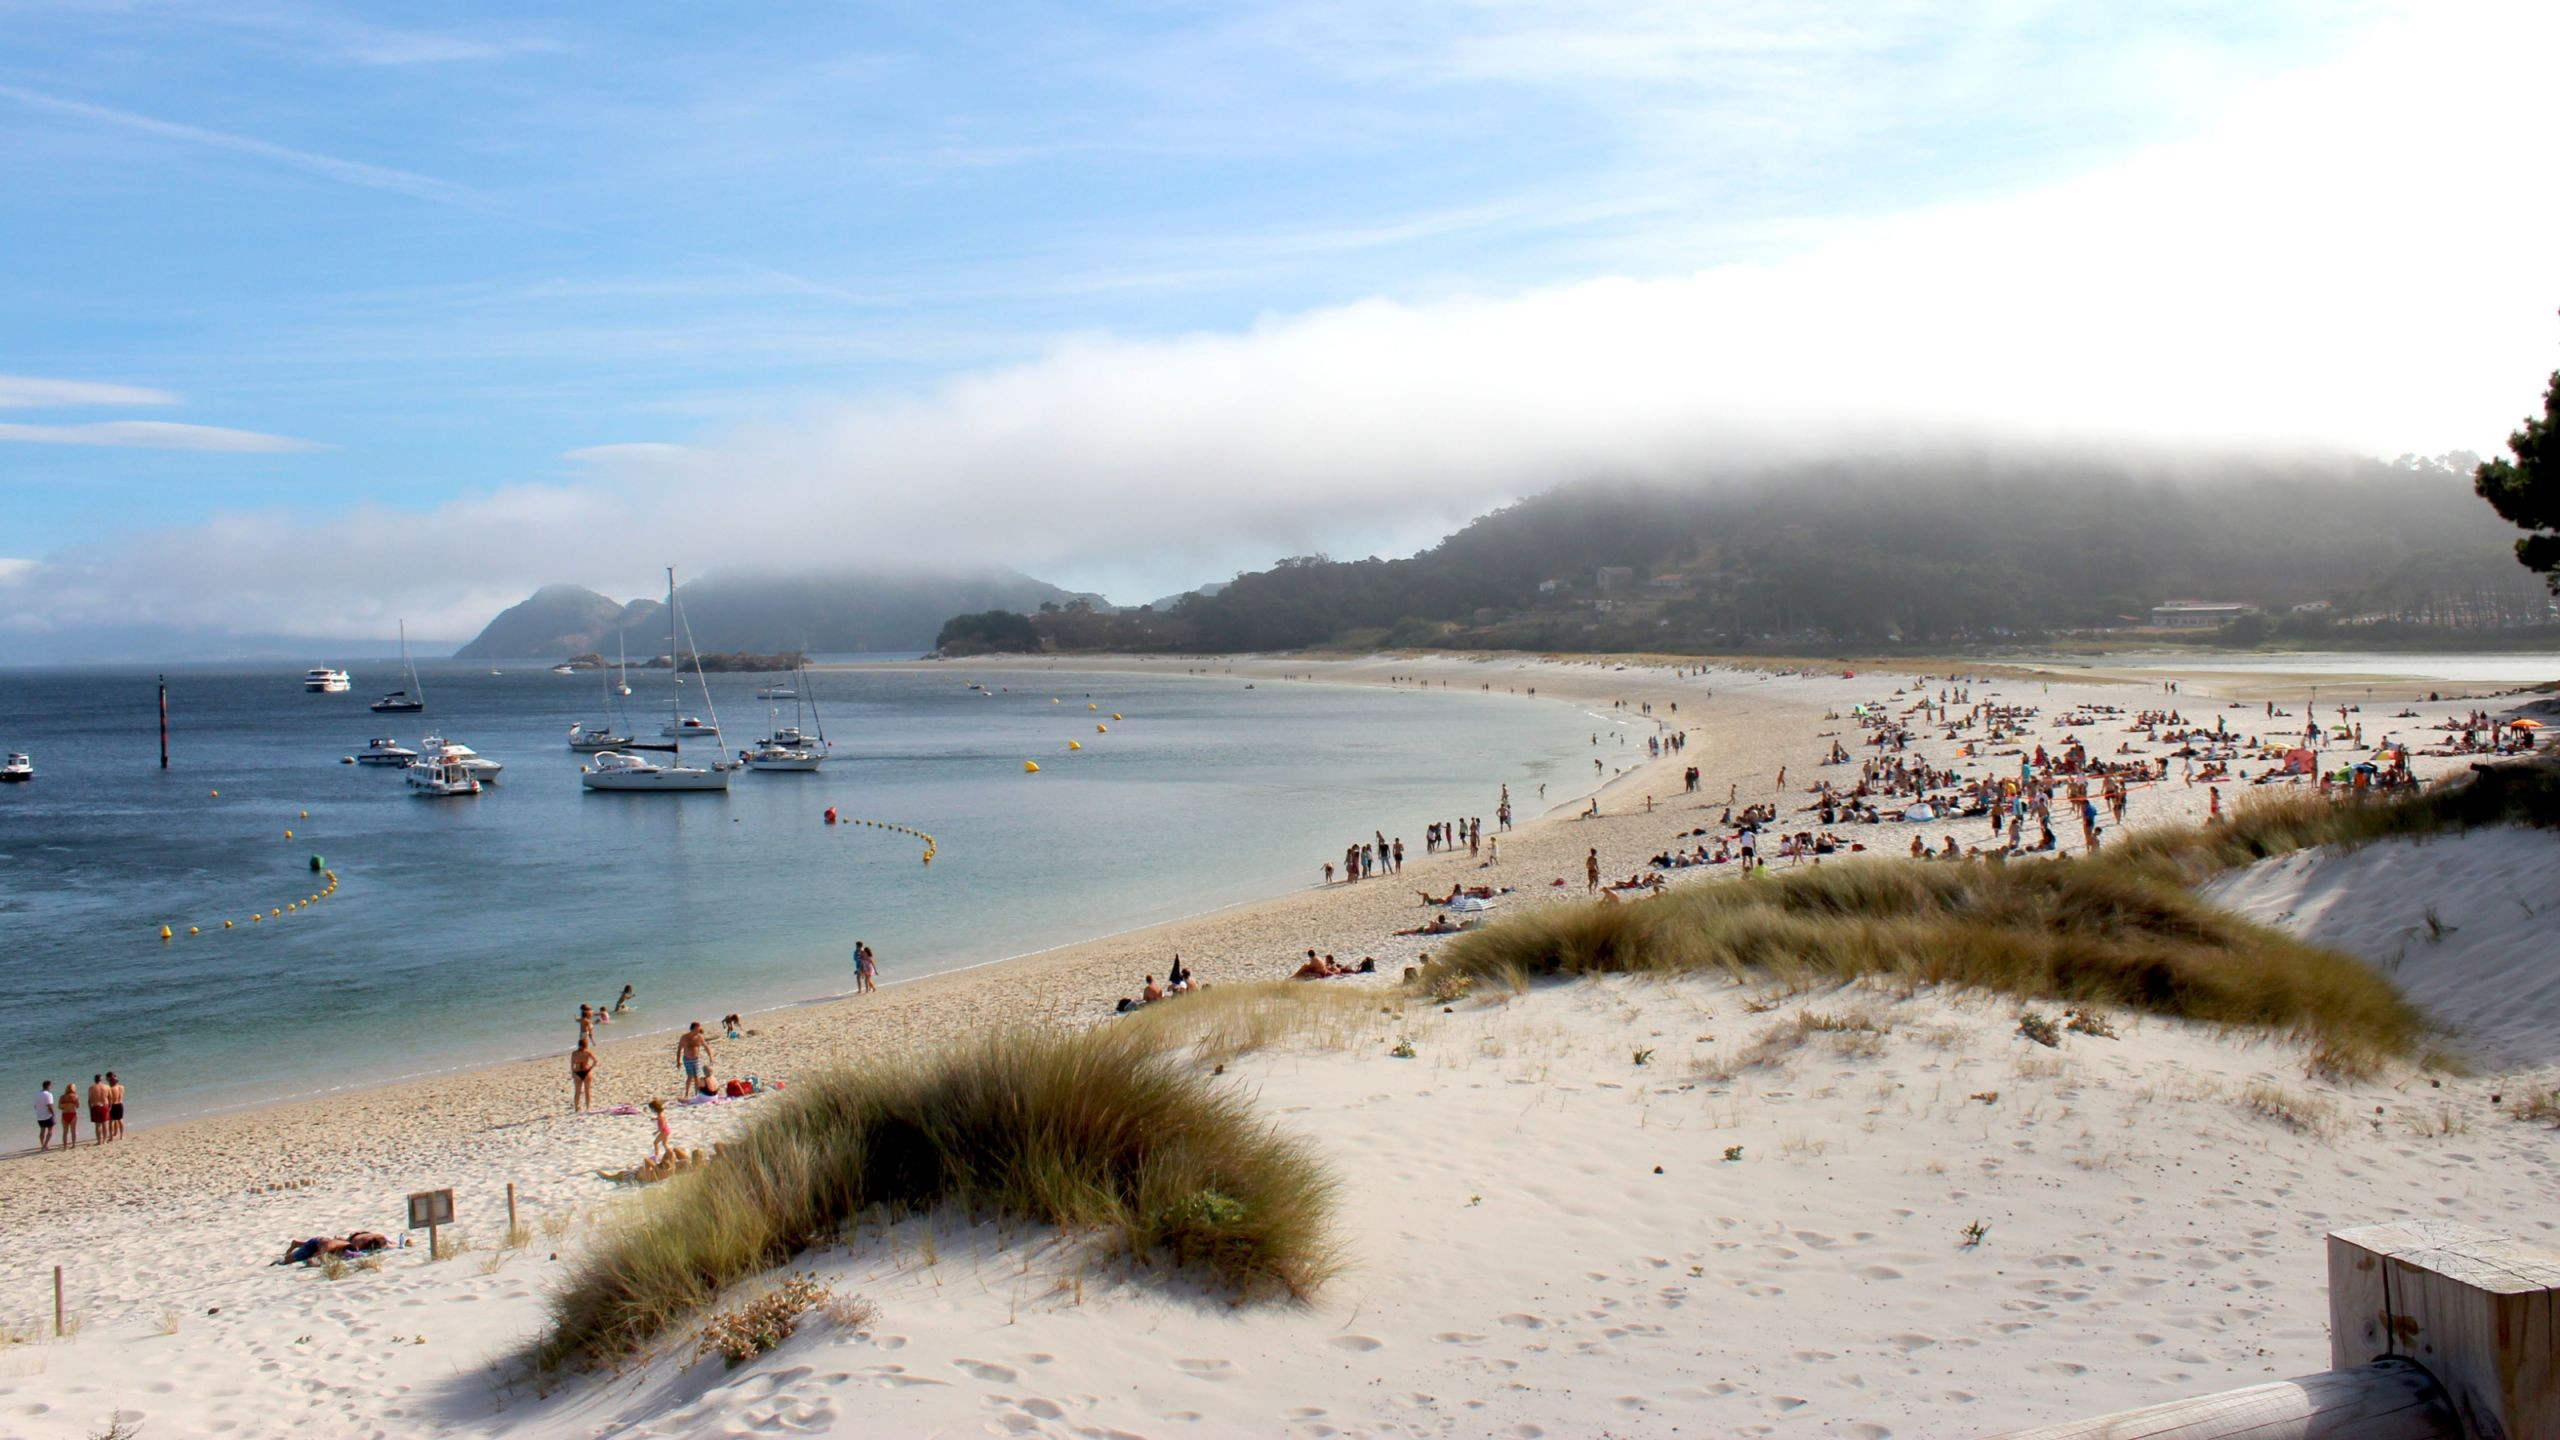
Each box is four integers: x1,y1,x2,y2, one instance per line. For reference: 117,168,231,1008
407,1188,456,1259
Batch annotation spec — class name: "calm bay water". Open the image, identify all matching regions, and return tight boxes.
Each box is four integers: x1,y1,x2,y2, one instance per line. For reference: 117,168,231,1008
0,662,1601,1124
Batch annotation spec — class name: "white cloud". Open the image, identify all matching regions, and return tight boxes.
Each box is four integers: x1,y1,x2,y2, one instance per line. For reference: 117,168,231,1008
0,558,34,584
0,421,324,453
6,2,2553,645
0,375,179,409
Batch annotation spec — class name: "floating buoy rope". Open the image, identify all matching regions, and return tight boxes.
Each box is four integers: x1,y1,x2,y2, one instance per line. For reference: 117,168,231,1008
162,822,338,939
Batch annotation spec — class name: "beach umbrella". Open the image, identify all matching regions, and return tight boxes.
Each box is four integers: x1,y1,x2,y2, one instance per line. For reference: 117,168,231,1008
2512,718,2543,730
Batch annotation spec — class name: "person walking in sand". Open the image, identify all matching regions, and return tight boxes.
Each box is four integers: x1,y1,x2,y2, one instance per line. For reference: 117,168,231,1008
857,941,878,993
571,1034,598,1113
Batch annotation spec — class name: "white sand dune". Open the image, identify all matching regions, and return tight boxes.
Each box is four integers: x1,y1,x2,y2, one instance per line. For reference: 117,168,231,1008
4,653,2553,1439
2203,825,2560,1069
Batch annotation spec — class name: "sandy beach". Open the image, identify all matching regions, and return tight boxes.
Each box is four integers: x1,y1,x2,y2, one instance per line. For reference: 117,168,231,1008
2,650,2552,1438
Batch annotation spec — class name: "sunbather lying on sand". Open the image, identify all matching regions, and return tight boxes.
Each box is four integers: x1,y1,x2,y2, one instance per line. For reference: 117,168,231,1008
276,1231,393,1265
1396,915,1464,936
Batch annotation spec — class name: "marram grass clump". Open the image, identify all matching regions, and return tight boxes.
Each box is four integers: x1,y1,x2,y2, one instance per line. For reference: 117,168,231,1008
541,1024,1336,1372
1424,847,2429,1061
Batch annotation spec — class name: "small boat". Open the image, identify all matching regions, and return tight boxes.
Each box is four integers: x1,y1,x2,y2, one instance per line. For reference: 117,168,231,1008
583,568,731,794
406,747,482,797
755,683,796,700
1,752,30,782
354,737,419,767
569,722,632,753
743,669,832,771
581,748,731,791
418,735,502,784
370,621,427,713
550,664,578,676
303,668,351,693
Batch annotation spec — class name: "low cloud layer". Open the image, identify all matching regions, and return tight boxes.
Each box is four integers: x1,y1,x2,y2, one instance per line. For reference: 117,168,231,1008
0,420,322,452
4,5,2554,654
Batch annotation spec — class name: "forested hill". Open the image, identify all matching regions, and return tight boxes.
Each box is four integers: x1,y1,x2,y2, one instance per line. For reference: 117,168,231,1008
948,453,2552,654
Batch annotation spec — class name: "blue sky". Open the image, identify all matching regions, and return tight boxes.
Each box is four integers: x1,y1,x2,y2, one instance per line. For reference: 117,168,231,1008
1,1,2550,648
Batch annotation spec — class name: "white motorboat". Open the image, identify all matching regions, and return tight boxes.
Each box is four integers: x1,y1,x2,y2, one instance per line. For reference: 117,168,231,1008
568,721,631,753
742,742,824,771
418,735,501,784
406,747,482,796
580,748,731,791
755,683,796,700
303,667,351,693
369,621,426,713
354,737,419,766
1,752,30,783
549,664,579,675
583,567,731,794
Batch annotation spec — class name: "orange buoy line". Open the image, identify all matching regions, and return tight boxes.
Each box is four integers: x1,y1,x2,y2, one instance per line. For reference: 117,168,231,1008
836,815,937,864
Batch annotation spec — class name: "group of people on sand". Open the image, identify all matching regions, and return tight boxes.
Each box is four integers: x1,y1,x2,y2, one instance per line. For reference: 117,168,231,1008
1293,951,1377,980
33,1073,124,1151
1115,954,1203,1012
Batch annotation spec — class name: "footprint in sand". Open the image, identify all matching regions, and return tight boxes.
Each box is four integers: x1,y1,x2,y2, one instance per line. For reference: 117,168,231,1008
955,1359,1018,1383
1435,1332,1487,1345
873,1334,908,1350
1498,1313,1548,1330
1173,1357,1238,1380
1856,1265,1903,1281
1328,1335,1384,1351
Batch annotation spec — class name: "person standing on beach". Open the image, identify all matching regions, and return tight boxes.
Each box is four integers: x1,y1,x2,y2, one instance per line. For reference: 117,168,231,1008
36,1080,56,1150
90,1073,108,1144
106,1072,124,1140
1586,848,1600,893
677,1023,714,1091
857,941,878,994
571,1035,598,1112
56,1077,78,1148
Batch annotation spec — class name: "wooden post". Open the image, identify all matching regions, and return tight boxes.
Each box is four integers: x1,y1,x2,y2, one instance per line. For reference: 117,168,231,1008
506,1182,518,1238
427,1221,439,1262
2330,1221,2560,1440
53,1265,63,1338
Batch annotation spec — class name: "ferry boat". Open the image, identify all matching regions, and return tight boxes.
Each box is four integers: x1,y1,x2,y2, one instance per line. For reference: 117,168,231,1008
303,668,352,693
1,752,30,783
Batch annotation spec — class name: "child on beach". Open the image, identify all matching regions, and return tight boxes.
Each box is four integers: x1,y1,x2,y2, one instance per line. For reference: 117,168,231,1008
648,1097,673,1164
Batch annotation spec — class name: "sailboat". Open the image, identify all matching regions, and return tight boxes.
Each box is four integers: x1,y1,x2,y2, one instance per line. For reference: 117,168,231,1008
744,667,831,771
615,631,633,697
369,621,426,713
581,568,732,793
568,630,635,752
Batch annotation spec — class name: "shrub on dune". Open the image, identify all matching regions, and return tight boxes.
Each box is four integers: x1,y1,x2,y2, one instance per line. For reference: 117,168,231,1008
541,1024,1337,1372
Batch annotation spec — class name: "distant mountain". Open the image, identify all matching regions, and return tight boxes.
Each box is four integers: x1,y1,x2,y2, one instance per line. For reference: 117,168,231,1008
454,585,657,662
453,569,1090,659
952,452,2557,654
1144,581,1228,611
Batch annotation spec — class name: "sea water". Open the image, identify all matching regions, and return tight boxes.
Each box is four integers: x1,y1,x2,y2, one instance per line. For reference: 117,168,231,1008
0,662,1608,1123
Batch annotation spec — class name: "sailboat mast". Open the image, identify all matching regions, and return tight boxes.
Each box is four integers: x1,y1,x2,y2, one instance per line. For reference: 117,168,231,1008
665,567,680,754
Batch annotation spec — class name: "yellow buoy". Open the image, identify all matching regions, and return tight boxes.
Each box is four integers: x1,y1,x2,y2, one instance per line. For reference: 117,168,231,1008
1068,740,1081,750
271,908,281,917
299,811,308,819
160,925,173,940
210,789,219,798
1051,698,1060,704
1095,724,1107,733
1024,760,1041,773
188,926,200,936
1111,713,1122,721
1088,703,1097,710
284,830,293,839
250,914,261,924
223,920,233,929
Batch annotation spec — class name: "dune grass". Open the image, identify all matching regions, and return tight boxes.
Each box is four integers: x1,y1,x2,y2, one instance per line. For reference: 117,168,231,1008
1425,848,2429,1059
540,1023,1337,1373
1425,758,2559,1059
